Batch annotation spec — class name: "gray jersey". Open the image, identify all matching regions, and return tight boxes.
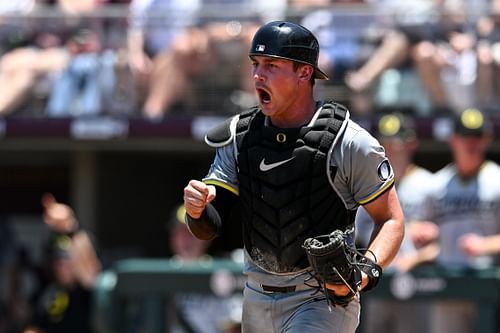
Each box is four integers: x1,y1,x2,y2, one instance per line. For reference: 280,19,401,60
203,106,394,285
418,161,500,268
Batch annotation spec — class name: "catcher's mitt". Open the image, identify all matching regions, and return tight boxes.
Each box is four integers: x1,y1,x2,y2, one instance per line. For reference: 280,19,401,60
302,229,382,309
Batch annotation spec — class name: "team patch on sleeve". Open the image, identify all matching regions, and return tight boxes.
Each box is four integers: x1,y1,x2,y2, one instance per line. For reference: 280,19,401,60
377,159,391,181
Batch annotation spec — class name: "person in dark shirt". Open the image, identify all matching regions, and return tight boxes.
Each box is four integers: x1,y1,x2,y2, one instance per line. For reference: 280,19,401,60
23,193,101,333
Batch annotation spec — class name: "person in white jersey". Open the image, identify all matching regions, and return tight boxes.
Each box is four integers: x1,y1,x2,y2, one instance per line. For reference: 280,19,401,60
412,107,500,333
356,111,434,333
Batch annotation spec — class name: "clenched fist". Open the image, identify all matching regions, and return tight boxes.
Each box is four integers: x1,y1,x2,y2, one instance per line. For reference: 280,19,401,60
183,180,216,219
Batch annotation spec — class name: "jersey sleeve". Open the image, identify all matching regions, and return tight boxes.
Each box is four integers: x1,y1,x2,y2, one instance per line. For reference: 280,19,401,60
203,144,239,196
333,121,395,209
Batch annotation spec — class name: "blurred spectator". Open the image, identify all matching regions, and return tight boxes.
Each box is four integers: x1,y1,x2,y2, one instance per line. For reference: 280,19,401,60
425,19,480,115
127,0,201,114
166,205,242,333
168,205,212,260
344,0,471,115
0,1,35,55
297,0,378,83
0,0,129,117
56,0,111,15
0,34,69,117
355,110,433,333
127,0,200,75
45,28,122,117
22,193,101,333
133,0,286,119
475,0,500,112
0,3,76,116
39,193,101,288
293,0,381,116
344,1,438,90
23,236,95,333
411,107,500,333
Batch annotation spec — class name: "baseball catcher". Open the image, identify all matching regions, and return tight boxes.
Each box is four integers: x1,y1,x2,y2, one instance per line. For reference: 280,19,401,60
303,229,382,309
183,19,405,333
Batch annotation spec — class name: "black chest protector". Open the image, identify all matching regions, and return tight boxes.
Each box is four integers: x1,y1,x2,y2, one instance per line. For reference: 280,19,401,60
235,102,356,273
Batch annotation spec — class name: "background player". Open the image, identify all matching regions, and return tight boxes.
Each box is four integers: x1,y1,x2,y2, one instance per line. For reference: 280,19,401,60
411,107,500,333
356,110,434,333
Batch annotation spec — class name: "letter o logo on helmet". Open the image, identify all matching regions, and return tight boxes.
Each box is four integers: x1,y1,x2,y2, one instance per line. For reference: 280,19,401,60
249,21,329,80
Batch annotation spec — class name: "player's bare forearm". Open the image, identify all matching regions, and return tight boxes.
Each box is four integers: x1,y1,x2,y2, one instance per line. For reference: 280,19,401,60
368,217,404,268
363,187,405,269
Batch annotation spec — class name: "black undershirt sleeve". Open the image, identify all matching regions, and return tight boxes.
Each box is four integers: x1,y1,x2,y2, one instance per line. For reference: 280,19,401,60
184,186,238,240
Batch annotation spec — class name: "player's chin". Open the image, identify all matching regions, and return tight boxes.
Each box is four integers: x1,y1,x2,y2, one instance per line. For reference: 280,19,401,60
259,103,275,116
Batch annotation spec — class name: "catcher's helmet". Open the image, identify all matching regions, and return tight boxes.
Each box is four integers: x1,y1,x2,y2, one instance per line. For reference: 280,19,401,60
249,21,329,80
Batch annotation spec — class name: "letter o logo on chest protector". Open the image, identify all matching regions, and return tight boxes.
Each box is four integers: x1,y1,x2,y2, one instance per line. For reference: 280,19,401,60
276,133,287,143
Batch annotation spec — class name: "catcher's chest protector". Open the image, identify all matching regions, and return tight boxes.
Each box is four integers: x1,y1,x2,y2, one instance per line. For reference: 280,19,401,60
235,103,355,273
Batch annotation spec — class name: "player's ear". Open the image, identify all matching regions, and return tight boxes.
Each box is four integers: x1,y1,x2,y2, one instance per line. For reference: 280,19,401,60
298,65,314,81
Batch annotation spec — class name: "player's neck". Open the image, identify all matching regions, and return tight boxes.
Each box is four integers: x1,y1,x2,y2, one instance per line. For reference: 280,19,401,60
270,98,317,128
456,160,485,179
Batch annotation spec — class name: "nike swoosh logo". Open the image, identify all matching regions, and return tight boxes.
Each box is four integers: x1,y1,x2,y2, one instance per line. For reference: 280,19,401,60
259,156,295,172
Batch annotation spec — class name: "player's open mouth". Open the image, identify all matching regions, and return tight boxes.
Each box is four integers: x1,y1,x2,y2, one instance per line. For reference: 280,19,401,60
256,88,271,104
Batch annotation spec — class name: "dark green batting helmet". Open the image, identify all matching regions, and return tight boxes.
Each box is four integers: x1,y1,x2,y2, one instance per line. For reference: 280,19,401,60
249,21,329,80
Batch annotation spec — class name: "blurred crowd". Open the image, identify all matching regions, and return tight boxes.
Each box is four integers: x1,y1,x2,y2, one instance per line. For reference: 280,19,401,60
0,0,500,120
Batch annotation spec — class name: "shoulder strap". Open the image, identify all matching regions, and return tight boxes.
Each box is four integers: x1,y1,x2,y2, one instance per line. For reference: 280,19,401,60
314,101,349,153
235,107,261,133
205,116,237,148
205,107,261,148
